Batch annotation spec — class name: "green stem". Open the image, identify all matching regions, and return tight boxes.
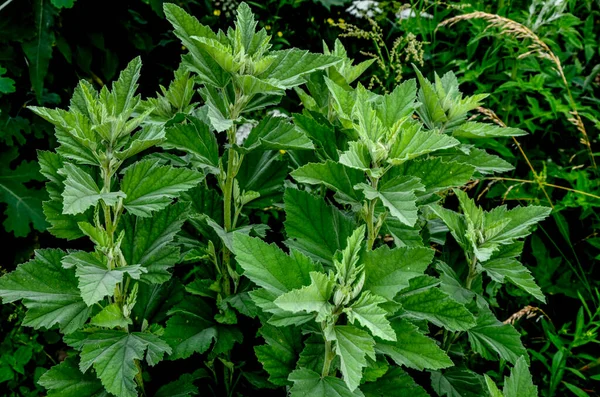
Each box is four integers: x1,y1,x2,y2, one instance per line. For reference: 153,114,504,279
366,177,379,250
465,255,478,290
321,338,335,377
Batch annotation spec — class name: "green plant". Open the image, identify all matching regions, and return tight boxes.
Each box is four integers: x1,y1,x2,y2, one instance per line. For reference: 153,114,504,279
0,2,554,397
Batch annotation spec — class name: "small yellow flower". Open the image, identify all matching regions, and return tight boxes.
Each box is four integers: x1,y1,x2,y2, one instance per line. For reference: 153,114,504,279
213,9,221,16
327,18,334,25
181,45,186,51
277,31,283,37
338,18,345,23
279,150,286,155
265,25,271,30
310,16,314,22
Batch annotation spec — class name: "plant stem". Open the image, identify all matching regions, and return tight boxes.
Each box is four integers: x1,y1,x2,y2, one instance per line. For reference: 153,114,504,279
366,176,379,250
465,255,478,290
321,338,335,377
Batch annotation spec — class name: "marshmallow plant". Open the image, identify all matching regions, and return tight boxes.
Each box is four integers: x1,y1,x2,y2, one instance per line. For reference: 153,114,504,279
0,3,548,397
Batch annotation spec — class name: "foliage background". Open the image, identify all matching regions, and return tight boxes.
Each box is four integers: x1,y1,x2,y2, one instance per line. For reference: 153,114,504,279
0,0,598,396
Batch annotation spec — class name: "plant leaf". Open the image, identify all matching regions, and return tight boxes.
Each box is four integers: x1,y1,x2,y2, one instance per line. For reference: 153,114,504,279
121,158,203,217
259,49,341,88
288,368,365,397
503,356,537,397
0,249,91,334
346,291,396,341
274,271,334,317
334,325,376,392
38,357,108,397
430,368,486,397
362,367,429,397
163,116,219,172
254,324,303,386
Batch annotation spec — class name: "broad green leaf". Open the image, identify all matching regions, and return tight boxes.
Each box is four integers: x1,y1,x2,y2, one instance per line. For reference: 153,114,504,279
163,117,219,172
291,160,364,205
243,116,314,151
233,233,321,295
236,149,287,208
358,176,424,227
120,202,187,283
297,334,326,373
346,292,395,341
63,250,145,306
334,325,376,392
293,113,339,160
452,122,526,139
504,356,537,397
363,245,433,300
362,367,429,397
78,330,171,397
393,158,475,201
0,249,91,334
485,205,552,245
121,158,203,217
38,357,109,397
274,272,334,318
430,368,486,397
481,257,544,303
236,74,284,96
254,324,303,386
428,205,469,251
467,307,527,364
414,68,447,129
339,141,371,171
388,122,459,163
325,77,356,122
375,79,418,128
376,318,452,370
43,198,89,240
163,3,230,87
111,57,142,115
284,188,357,266
484,375,503,397
197,86,232,132
259,49,341,88
59,163,126,215
89,303,132,329
438,146,513,174
0,66,15,94
395,276,476,332
288,368,365,397
190,36,239,74
353,85,385,142
163,298,217,360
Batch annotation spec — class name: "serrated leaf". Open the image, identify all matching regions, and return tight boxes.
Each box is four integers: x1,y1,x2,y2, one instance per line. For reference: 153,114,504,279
112,57,142,115
467,307,527,364
163,299,217,360
121,158,202,217
339,141,371,171
259,49,341,88
334,325,376,391
346,292,395,341
362,367,429,397
293,113,339,160
164,116,219,171
481,257,544,303
0,249,91,334
388,122,459,163
154,372,202,397
38,357,108,397
297,334,326,373
288,368,365,397
430,368,485,397
43,198,89,240
115,125,167,161
284,188,357,265
274,271,334,317
90,303,132,329
395,276,476,332
375,318,452,370
120,202,187,283
243,116,314,151
504,356,537,397
60,163,126,215
358,176,424,227
64,250,145,306
363,245,433,300
438,146,513,174
254,324,303,386
233,233,321,295
452,122,526,139
291,160,364,205
77,330,171,397
375,79,418,128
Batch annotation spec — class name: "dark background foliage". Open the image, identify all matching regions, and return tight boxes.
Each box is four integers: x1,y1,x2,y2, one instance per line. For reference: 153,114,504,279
0,0,599,395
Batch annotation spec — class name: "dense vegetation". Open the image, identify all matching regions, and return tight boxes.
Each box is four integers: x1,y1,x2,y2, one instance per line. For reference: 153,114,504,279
0,0,598,396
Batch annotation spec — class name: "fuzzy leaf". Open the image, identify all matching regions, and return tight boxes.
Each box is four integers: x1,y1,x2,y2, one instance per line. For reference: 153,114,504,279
504,356,537,397
77,330,171,397
452,122,526,139
243,116,314,151
121,158,203,217
395,276,476,332
284,188,357,265
291,160,364,205
431,368,486,397
0,249,91,334
363,245,433,300
375,318,453,371
481,257,544,303
259,49,341,88
467,308,527,364
38,357,108,397
357,176,424,227
362,367,429,397
346,292,396,341
255,324,303,386
388,123,459,163
233,233,321,295
288,369,365,397
375,79,418,128
164,117,219,172
334,325,376,392
60,163,125,215
274,272,334,317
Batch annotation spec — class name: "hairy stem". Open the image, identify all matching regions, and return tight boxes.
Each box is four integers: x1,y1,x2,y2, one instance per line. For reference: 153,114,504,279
321,338,335,377
465,255,478,290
